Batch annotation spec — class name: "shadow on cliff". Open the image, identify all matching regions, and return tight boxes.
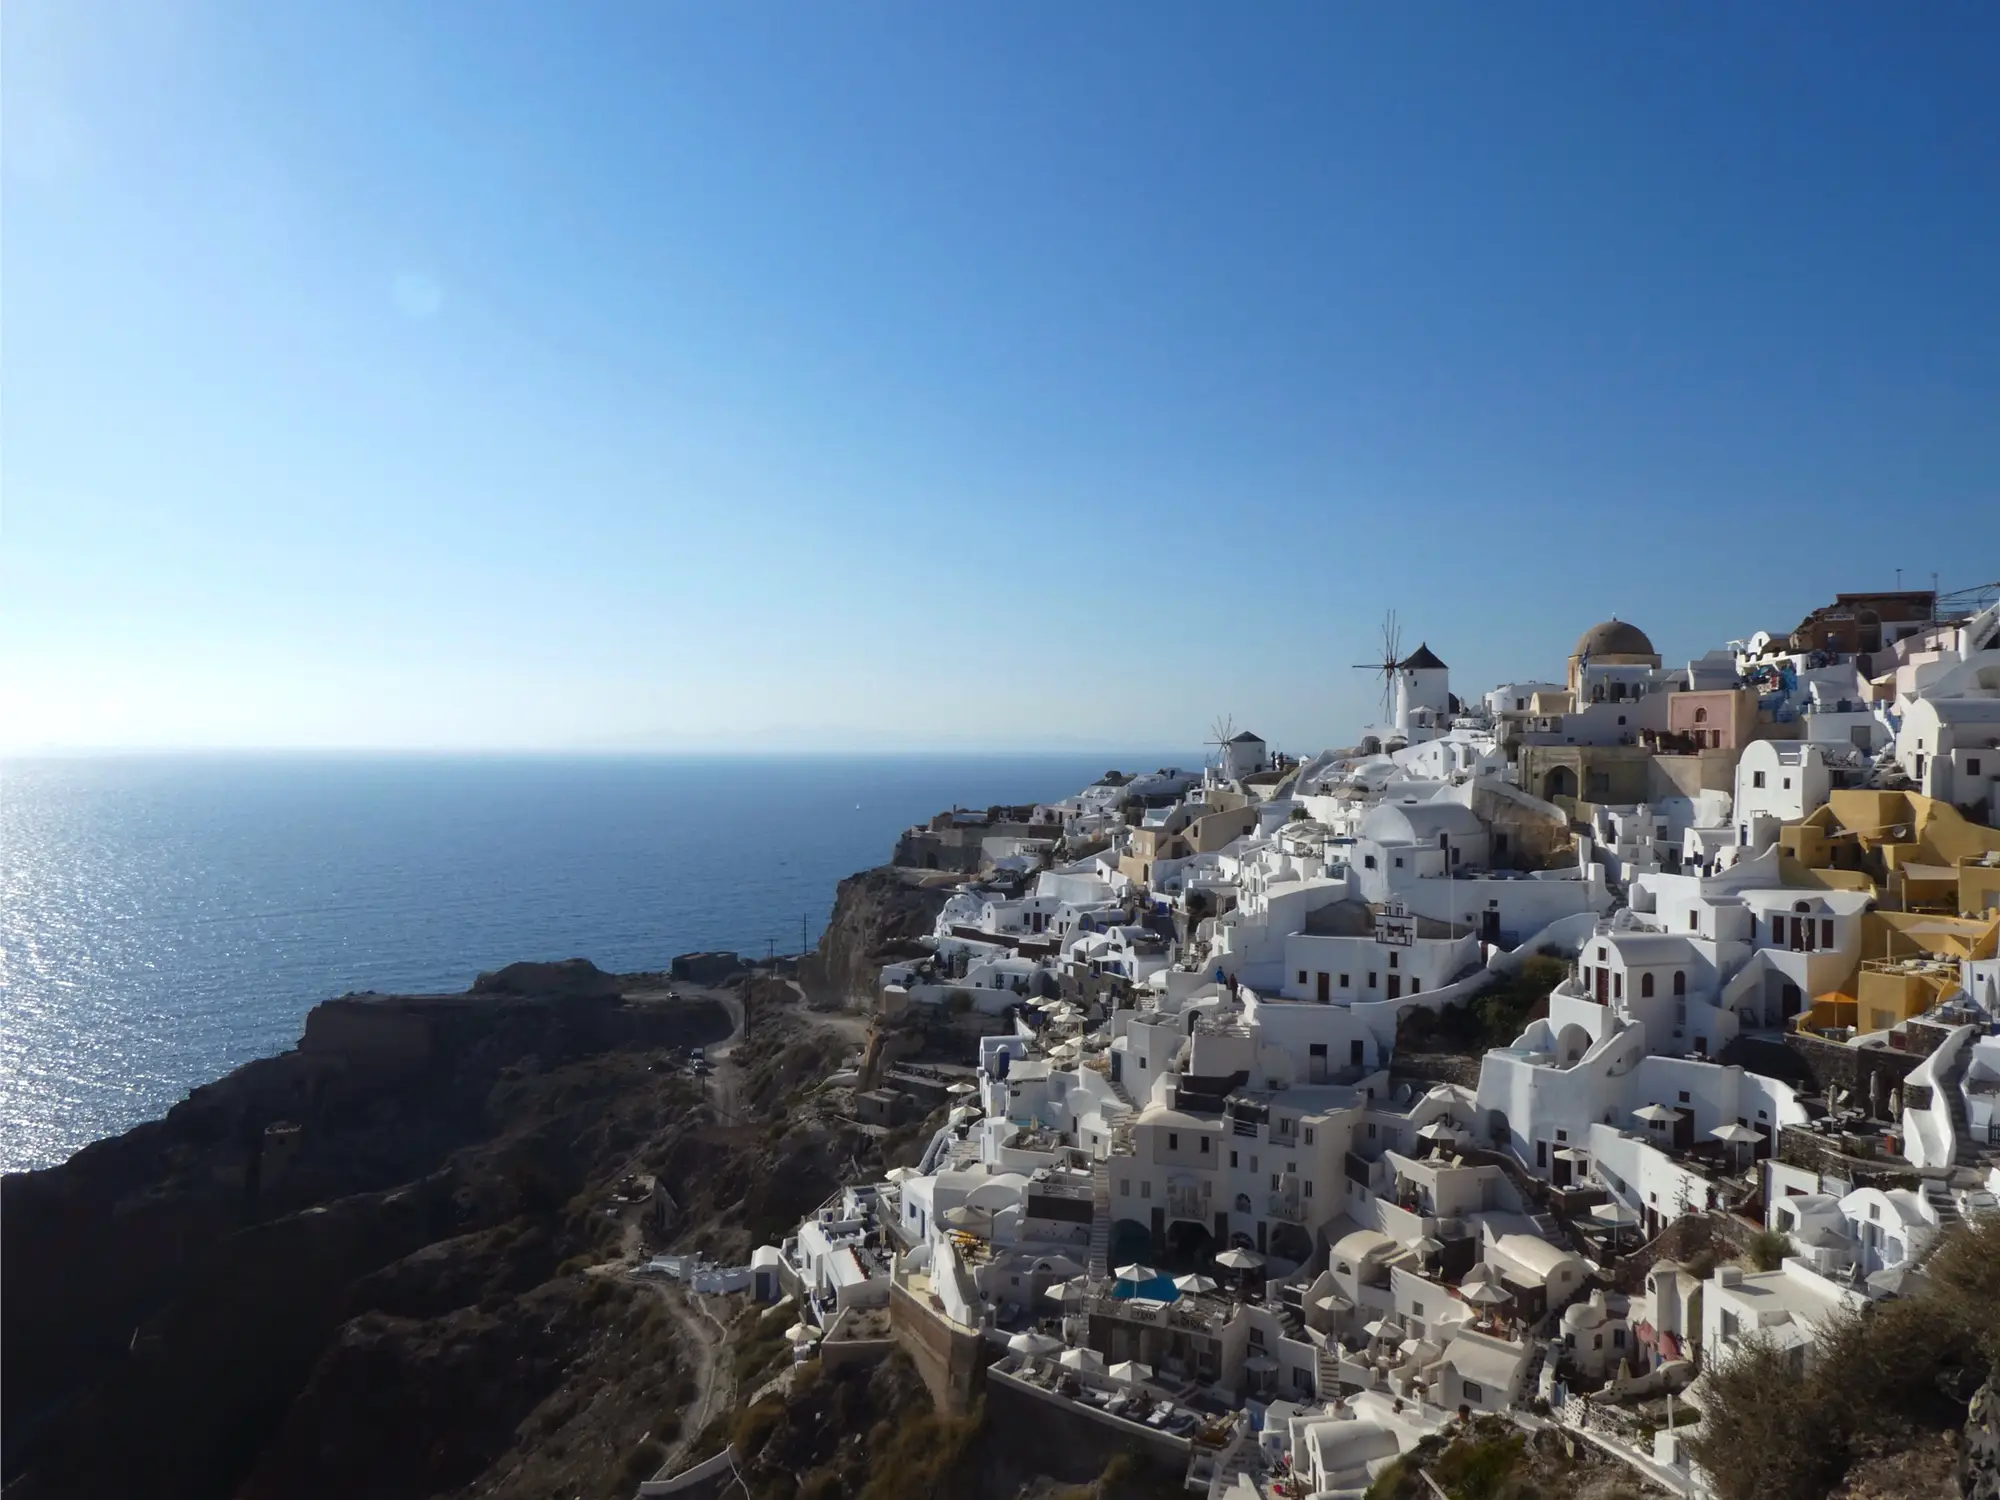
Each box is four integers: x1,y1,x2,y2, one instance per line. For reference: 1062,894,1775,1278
1,960,731,1500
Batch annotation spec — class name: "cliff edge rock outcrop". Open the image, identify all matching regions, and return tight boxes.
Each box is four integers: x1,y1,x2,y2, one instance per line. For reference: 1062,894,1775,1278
1,962,732,1500
803,866,952,1007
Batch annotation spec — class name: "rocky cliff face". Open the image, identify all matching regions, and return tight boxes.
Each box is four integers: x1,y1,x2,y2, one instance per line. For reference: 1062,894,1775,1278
803,866,953,1008
1,964,732,1500
1964,1371,2000,1500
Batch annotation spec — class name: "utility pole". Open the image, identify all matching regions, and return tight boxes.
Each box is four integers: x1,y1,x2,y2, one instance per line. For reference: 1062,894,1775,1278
801,912,808,957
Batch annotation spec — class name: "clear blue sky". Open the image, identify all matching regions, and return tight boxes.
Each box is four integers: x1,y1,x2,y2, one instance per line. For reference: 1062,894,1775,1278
5,3,1995,754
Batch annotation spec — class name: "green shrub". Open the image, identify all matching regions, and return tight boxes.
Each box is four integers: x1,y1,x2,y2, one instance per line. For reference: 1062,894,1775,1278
730,1396,786,1456
1745,1228,1791,1271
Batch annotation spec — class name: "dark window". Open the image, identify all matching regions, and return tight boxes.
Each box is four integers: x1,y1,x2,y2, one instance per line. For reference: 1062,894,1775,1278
1677,1091,1690,1103
1641,973,1655,998
1168,1133,1179,1149
1364,854,1377,869
1674,971,1686,996
1463,1380,1484,1404
1388,953,1399,970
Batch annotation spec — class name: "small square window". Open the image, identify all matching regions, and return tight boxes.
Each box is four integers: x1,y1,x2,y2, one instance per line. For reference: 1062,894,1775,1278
1168,1132,1179,1150
1678,1091,1690,1103
1339,974,1349,988
1297,971,1307,984
1368,972,1378,988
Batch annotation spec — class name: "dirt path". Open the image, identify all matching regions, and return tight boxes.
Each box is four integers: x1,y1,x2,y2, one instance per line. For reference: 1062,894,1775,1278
647,1286,736,1479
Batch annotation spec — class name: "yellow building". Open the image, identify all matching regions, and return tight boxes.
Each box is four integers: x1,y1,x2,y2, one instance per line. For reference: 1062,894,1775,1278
1779,788,2000,915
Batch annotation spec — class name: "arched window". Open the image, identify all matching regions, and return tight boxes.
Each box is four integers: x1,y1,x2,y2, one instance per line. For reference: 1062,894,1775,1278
1673,971,1686,996
1694,707,1708,724
1641,973,1655,998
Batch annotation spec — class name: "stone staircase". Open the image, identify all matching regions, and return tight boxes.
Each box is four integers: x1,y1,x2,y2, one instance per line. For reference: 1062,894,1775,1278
1088,1160,1112,1280
1940,1041,1974,1166
1925,1178,1964,1233
1521,1338,1551,1403
1106,1075,1135,1110
1314,1339,1344,1401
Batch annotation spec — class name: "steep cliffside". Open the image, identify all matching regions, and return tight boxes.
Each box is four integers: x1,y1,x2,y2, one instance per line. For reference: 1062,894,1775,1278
803,865,953,1007
1,963,732,1500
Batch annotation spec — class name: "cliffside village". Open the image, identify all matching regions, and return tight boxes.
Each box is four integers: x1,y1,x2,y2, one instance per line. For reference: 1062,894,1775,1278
747,590,2000,1499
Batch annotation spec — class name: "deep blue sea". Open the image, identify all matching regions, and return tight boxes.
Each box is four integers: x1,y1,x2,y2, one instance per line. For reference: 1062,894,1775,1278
0,752,1139,1172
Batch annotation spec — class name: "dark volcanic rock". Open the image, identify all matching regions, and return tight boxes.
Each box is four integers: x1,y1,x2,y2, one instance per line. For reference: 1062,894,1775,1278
804,866,952,1006
471,958,624,999
1,976,731,1500
670,951,748,985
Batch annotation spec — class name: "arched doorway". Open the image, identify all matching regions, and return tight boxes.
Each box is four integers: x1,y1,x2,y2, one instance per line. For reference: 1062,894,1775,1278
1542,765,1579,801
1109,1219,1152,1269
1555,1023,1593,1065
1164,1219,1214,1269
1268,1222,1313,1268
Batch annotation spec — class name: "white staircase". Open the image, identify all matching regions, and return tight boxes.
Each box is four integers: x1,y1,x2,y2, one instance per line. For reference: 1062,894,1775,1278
1088,1160,1112,1279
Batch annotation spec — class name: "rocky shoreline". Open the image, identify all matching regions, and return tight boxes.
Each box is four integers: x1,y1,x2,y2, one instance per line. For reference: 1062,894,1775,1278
1,868,930,1500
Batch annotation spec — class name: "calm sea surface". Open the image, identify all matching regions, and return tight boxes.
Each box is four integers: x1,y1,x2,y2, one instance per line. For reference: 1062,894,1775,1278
0,752,1138,1172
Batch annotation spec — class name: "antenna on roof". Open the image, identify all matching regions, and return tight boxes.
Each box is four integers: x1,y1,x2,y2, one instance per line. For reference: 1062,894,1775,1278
1350,610,1402,721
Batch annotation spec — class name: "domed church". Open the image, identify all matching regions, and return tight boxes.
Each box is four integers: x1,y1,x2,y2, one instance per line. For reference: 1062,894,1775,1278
1567,618,1660,697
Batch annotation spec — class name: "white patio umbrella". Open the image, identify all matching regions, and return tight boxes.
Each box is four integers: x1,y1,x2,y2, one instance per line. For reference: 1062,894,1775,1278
1416,1120,1461,1142
1461,1282,1511,1307
1413,1236,1445,1258
1114,1262,1162,1284
1044,1278,1089,1307
1362,1318,1396,1340
1008,1329,1063,1357
1553,1147,1591,1165
1591,1202,1640,1226
885,1166,921,1183
1059,1347,1107,1373
943,1204,993,1232
946,1081,979,1097
786,1322,821,1343
1173,1273,1220,1295
1712,1122,1763,1169
1242,1354,1279,1374
1214,1247,1266,1272
1109,1359,1153,1385
1313,1291,1353,1313
1633,1103,1680,1126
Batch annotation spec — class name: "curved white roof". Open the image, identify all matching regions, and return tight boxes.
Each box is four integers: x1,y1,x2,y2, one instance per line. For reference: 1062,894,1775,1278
1331,1228,1398,1266
1488,1233,1582,1283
